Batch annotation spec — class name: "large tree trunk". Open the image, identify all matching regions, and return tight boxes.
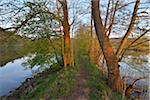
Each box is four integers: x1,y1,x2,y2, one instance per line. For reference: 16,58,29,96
59,0,74,67
91,0,123,93
116,0,140,59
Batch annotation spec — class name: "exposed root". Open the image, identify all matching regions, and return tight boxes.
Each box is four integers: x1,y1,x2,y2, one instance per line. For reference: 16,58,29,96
125,77,145,96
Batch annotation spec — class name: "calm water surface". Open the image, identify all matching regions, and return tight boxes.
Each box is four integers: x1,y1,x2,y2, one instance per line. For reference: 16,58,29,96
0,54,149,98
0,56,39,96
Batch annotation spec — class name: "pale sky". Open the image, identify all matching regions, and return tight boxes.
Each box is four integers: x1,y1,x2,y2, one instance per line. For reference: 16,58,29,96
0,0,149,38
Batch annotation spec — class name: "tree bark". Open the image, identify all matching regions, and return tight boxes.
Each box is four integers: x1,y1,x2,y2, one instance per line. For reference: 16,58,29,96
59,0,73,67
91,0,123,93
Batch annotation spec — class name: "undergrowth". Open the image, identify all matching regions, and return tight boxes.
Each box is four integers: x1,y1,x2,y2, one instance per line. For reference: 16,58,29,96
81,55,124,100
21,64,78,100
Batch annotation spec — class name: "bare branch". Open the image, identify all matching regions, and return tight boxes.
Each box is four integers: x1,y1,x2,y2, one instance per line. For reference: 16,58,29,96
119,30,149,61
107,0,119,37
116,0,140,59
104,0,111,29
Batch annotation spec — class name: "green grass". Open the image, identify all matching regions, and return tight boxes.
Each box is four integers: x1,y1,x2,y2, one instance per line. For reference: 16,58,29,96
21,62,78,100
20,46,79,99
81,55,124,100
21,54,123,100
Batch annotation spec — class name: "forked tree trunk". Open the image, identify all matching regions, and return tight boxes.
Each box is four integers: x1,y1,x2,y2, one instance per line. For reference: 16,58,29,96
59,0,74,67
91,0,123,93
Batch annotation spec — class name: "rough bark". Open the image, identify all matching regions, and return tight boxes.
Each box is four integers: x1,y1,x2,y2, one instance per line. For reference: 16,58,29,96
116,0,140,59
91,0,123,93
59,0,74,67
70,24,75,67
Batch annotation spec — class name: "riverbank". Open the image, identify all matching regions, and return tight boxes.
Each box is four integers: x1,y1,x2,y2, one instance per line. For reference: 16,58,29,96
81,55,123,100
0,31,149,99
0,54,124,100
0,64,62,99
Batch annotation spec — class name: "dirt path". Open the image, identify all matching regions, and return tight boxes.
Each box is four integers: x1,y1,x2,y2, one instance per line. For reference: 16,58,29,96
60,57,89,100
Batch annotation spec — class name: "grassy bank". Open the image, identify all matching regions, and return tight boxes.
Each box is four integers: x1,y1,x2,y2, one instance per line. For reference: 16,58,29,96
21,62,78,99
81,55,123,100
14,51,123,99
21,54,122,100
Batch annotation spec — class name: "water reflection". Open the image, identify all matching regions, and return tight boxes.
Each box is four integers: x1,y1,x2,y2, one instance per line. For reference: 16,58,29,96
0,52,62,97
102,54,149,98
0,56,39,96
22,53,63,73
120,55,150,99
0,37,63,96
120,55,150,79
0,49,149,98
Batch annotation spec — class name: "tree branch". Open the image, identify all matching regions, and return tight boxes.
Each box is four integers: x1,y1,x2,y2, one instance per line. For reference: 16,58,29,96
116,0,140,59
119,30,149,61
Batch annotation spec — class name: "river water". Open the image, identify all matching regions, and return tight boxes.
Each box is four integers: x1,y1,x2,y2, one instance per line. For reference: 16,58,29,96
119,55,150,99
0,54,149,99
0,56,39,96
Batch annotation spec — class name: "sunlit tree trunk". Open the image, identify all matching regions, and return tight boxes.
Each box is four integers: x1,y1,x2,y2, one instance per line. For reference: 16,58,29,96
59,0,74,67
70,22,75,67
62,0,71,67
91,0,123,93
70,41,74,66
96,0,118,73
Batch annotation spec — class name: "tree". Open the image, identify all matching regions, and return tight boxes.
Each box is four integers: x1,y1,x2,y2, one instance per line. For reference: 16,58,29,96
58,0,74,67
0,0,75,67
91,0,150,94
91,0,123,93
116,0,140,60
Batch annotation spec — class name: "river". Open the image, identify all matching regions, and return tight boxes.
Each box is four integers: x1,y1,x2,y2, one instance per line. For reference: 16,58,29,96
0,55,39,96
0,54,149,99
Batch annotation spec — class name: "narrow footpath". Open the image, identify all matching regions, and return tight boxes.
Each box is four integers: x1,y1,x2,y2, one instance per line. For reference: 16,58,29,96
60,57,90,100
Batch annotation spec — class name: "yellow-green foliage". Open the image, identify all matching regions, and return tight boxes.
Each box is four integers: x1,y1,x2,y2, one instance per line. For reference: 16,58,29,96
0,30,62,66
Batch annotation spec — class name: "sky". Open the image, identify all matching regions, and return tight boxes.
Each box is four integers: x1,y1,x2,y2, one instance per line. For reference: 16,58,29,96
0,0,149,38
